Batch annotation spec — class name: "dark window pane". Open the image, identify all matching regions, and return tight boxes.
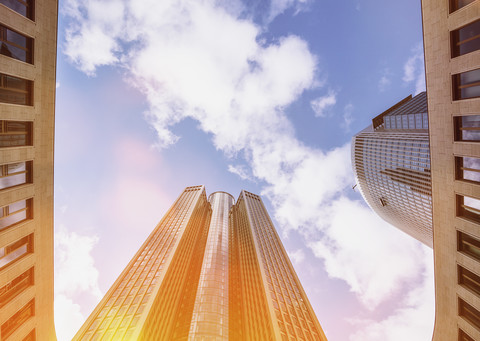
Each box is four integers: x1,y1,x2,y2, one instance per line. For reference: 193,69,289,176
450,0,476,12
0,199,32,231
0,121,32,147
459,328,475,341
458,231,480,262
0,0,34,20
459,297,480,330
455,116,480,141
0,25,33,63
0,73,32,105
456,156,480,183
459,265,480,297
457,195,480,223
0,268,33,308
0,234,33,269
452,19,480,57
1,299,34,339
453,69,480,100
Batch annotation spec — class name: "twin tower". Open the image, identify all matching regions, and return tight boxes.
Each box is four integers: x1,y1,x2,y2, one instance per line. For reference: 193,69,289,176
74,186,327,340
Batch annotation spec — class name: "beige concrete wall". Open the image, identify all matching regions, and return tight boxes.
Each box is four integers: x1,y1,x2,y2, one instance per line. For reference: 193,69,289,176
422,0,480,340
0,1,57,340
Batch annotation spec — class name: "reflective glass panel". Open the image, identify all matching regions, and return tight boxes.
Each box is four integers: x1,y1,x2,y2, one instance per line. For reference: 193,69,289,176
452,19,480,57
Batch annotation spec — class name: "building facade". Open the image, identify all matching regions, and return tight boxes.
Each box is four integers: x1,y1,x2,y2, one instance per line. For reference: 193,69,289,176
73,186,327,340
352,92,433,247
421,0,480,340
0,1,57,340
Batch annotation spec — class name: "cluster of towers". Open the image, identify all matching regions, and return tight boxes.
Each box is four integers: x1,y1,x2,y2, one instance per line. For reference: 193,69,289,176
0,0,480,340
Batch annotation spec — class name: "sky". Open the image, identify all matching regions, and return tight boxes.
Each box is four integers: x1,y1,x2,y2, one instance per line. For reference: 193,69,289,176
53,0,434,340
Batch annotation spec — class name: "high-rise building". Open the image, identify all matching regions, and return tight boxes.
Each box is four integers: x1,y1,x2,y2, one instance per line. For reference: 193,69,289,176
352,92,433,247
421,0,480,340
73,186,327,340
0,1,57,340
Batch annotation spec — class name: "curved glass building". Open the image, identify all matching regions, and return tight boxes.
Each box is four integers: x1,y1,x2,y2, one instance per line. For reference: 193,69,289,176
352,92,433,247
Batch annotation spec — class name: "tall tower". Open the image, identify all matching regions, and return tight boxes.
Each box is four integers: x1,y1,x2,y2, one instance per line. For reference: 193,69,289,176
352,92,433,247
73,186,327,340
0,1,57,340
421,0,480,339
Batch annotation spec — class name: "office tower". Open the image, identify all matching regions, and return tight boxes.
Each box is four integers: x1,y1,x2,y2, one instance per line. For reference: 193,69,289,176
352,92,433,247
0,1,57,340
74,186,327,340
421,0,480,340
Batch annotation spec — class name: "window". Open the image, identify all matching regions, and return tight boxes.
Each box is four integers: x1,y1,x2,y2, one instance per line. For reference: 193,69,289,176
0,234,33,269
458,231,480,262
0,73,32,105
453,68,480,100
1,299,34,339
458,195,480,223
455,116,480,141
0,198,32,231
459,297,480,330
450,0,476,12
0,121,32,147
0,0,34,19
22,329,36,341
459,328,475,341
452,19,480,57
0,268,33,308
459,265,480,297
0,24,33,63
0,161,32,190
456,156,480,183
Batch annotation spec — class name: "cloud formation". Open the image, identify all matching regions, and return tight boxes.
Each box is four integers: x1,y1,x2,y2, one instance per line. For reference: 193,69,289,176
311,90,337,117
403,43,426,95
63,0,433,338
55,225,102,340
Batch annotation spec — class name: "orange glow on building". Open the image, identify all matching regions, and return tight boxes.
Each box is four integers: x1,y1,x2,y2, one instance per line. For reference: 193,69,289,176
73,186,327,340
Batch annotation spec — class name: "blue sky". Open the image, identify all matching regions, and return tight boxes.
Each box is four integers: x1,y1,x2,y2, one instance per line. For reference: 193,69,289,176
53,0,433,340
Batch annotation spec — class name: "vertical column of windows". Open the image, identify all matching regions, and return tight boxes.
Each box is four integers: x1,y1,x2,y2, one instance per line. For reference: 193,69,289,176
244,193,323,341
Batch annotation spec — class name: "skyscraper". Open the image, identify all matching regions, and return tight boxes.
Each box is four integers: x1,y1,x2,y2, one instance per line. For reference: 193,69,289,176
0,1,57,340
352,92,433,247
421,0,480,339
73,186,327,340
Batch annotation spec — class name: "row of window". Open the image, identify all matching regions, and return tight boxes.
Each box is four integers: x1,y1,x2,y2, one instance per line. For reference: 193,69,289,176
0,73,33,106
0,23,33,64
1,299,34,339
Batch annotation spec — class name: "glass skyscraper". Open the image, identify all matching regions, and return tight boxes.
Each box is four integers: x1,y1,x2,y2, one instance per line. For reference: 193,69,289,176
73,186,326,340
352,92,433,247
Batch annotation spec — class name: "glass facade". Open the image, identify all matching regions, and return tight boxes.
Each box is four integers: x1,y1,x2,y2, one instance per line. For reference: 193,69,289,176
73,186,326,341
352,93,433,247
352,92,432,247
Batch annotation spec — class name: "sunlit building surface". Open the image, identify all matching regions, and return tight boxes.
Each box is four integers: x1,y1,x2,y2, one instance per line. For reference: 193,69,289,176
352,92,433,247
0,0,57,340
73,186,327,340
421,0,480,340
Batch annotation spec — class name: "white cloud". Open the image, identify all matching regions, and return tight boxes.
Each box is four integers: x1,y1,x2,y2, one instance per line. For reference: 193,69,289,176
349,248,435,340
55,294,85,341
311,89,337,117
54,225,102,340
64,1,433,338
228,164,254,181
403,44,425,95
342,103,354,132
378,68,392,92
287,248,305,265
268,0,312,22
